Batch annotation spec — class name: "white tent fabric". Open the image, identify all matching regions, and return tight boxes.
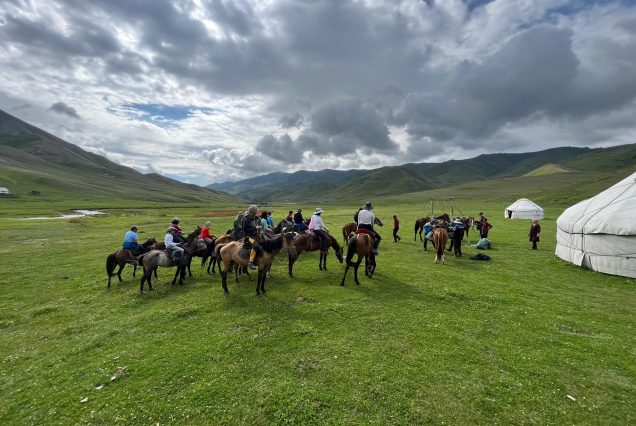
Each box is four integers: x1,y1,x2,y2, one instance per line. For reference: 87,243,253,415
504,198,544,220
555,172,636,279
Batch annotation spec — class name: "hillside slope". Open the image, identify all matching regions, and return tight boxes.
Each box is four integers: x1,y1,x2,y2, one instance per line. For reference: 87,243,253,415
0,109,235,205
208,144,636,202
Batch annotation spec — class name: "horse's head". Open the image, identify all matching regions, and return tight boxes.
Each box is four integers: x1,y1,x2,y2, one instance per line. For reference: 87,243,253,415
335,245,344,263
374,217,384,226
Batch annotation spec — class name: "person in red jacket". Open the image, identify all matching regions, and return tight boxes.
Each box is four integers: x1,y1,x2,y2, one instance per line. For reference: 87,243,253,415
200,221,215,244
393,215,401,242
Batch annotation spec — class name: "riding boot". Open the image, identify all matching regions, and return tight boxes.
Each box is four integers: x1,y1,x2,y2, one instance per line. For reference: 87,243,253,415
372,236,380,255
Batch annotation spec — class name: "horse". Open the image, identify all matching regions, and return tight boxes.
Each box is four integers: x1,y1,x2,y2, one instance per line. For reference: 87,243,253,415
413,217,430,241
288,232,343,277
219,233,296,295
341,231,376,286
342,217,384,244
106,238,156,287
273,219,295,234
138,235,205,293
433,221,449,264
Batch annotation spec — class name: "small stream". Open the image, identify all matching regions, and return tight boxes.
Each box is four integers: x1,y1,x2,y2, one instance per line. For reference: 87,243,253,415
19,210,106,220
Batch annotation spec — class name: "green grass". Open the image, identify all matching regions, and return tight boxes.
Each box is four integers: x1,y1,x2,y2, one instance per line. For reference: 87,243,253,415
0,199,634,425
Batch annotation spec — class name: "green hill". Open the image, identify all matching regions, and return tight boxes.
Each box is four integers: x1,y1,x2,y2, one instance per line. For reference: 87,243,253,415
209,144,636,203
0,110,236,209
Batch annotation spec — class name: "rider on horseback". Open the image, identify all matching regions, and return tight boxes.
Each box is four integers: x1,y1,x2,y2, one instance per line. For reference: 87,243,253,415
357,201,381,255
242,205,261,270
165,227,184,262
122,226,141,253
200,221,215,244
293,208,307,233
309,208,328,255
170,217,184,243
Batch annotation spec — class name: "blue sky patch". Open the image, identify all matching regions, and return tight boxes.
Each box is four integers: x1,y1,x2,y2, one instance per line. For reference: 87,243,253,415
110,103,216,128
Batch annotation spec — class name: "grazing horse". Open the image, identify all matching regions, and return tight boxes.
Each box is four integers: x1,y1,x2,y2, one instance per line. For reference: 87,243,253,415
342,217,384,244
288,232,343,277
341,231,376,286
138,236,205,293
106,238,156,287
219,233,295,295
433,222,449,264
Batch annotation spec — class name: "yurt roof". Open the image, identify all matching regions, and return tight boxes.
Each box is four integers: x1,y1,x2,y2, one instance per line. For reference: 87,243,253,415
506,198,543,211
557,172,636,236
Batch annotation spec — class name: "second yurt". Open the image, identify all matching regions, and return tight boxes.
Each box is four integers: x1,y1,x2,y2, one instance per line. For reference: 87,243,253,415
504,198,544,220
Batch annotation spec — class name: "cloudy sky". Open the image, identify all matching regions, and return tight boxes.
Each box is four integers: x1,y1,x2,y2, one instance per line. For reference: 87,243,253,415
1,0,635,185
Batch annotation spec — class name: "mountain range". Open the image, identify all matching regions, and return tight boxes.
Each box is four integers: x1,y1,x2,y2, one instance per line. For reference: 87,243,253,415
0,109,234,205
208,144,636,203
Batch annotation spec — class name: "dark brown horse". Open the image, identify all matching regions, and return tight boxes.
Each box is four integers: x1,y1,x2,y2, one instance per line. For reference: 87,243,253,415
106,238,156,287
341,231,376,286
342,217,384,244
414,213,451,241
288,232,343,277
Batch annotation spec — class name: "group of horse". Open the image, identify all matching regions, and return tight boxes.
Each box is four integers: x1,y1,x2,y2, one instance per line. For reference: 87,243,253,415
106,216,385,296
412,214,475,264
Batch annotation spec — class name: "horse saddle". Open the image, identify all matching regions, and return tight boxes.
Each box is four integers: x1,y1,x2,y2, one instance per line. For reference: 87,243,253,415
356,228,371,235
165,248,182,263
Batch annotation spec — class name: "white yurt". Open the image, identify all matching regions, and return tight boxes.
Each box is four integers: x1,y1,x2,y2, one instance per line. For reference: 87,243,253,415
555,172,636,278
504,198,544,220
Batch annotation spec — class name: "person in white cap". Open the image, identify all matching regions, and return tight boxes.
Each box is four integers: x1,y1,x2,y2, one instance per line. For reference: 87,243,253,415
309,207,329,254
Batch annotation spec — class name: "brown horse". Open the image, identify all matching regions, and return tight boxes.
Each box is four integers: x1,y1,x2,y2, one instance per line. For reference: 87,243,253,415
433,222,449,264
341,232,376,286
342,217,384,243
106,238,156,287
288,232,343,277
219,233,296,295
414,213,451,241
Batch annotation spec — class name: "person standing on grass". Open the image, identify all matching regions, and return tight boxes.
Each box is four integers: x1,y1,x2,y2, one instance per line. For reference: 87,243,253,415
123,226,141,253
481,217,492,239
392,215,401,242
451,218,465,257
529,219,541,250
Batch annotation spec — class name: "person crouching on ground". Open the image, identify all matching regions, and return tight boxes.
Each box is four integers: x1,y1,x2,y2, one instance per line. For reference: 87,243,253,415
123,226,141,253
529,219,541,250
309,208,329,254
165,227,184,261
392,215,401,242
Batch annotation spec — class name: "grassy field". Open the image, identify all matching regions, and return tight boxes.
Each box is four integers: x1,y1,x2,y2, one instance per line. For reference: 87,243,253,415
0,198,634,424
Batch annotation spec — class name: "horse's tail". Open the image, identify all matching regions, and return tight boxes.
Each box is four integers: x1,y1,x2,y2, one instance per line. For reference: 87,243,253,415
106,253,117,277
435,230,446,259
138,253,147,272
346,236,357,266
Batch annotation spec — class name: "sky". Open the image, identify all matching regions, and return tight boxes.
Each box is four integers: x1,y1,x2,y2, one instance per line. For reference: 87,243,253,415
1,0,635,185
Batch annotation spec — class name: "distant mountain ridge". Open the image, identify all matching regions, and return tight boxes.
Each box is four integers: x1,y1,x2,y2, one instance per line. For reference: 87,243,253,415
207,144,636,202
0,109,235,204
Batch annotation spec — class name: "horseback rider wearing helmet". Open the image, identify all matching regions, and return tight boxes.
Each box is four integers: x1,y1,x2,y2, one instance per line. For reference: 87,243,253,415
356,201,381,255
242,205,262,270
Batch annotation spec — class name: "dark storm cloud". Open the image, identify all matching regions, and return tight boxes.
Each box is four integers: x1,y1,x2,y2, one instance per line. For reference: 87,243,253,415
278,113,303,129
2,0,636,180
49,102,80,119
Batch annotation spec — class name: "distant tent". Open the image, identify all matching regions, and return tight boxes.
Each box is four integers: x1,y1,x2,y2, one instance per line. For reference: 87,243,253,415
504,198,544,220
555,172,636,279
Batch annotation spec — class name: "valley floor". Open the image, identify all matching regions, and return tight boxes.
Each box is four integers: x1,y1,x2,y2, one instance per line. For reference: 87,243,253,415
0,201,634,424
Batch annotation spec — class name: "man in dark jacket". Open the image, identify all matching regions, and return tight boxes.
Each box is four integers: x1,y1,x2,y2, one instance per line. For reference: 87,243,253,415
242,205,261,269
293,208,306,232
